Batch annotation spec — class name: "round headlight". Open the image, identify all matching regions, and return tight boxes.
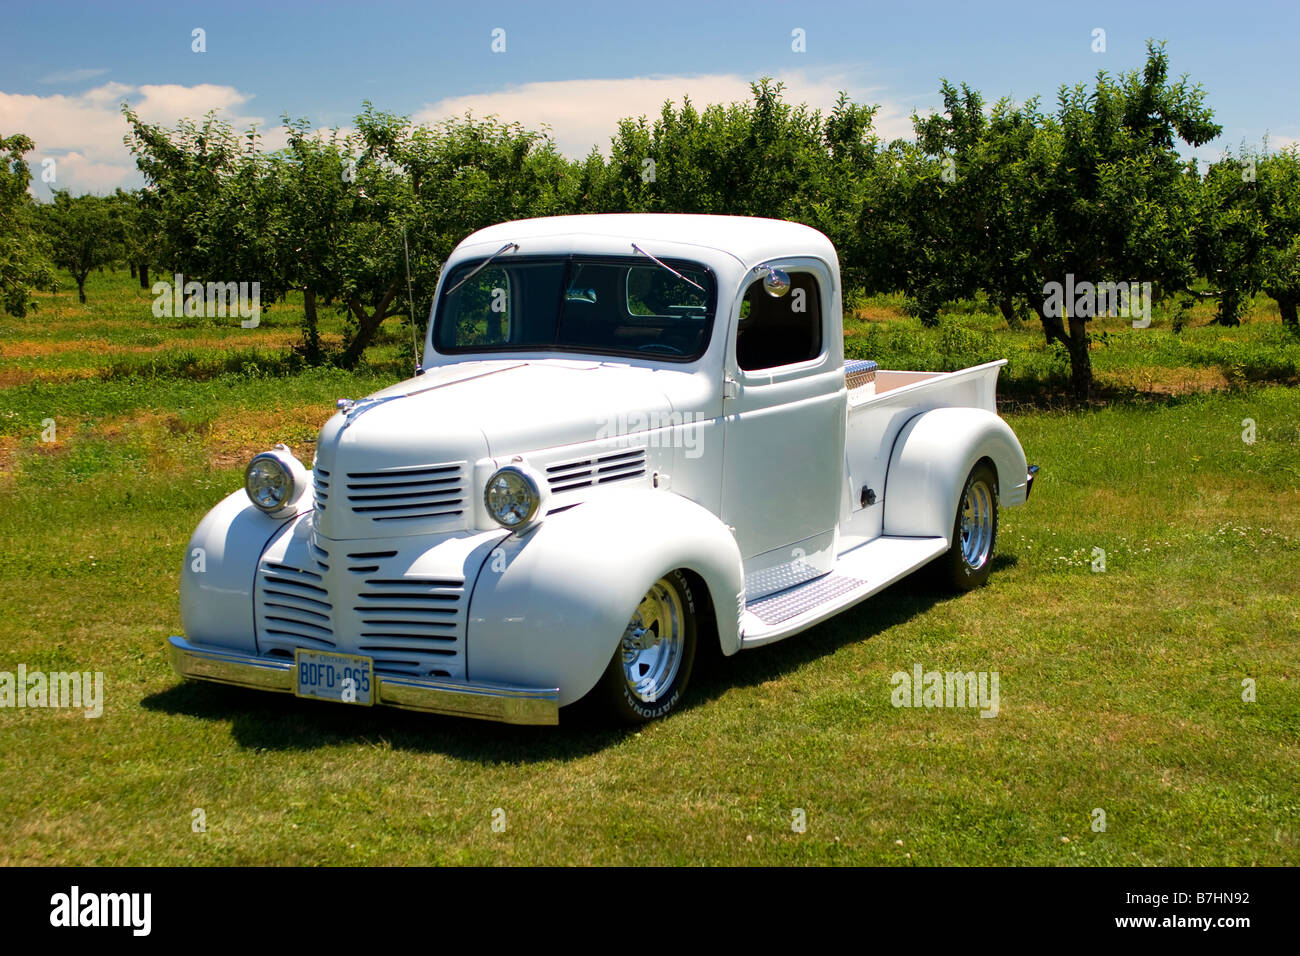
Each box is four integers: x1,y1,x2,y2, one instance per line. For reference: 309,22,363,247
484,464,546,531
245,445,307,515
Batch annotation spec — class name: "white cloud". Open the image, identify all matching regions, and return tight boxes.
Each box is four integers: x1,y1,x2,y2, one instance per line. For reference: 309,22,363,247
0,81,266,198
38,67,110,85
413,71,921,158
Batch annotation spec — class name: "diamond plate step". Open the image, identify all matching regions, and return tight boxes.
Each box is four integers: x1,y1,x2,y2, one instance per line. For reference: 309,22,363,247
746,573,868,626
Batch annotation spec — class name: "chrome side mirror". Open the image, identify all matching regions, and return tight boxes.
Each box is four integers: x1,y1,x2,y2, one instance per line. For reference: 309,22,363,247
756,264,791,297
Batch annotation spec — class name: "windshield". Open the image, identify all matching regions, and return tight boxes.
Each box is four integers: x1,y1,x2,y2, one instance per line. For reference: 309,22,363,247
433,255,716,361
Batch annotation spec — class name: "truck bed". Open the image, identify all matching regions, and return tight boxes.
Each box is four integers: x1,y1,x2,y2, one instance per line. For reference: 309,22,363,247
838,359,1009,553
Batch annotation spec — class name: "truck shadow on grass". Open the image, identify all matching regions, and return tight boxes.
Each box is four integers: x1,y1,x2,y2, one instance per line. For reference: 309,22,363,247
681,559,1016,715
140,555,1016,763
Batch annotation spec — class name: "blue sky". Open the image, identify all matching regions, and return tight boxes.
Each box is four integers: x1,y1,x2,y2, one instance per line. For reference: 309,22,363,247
3,0,1297,198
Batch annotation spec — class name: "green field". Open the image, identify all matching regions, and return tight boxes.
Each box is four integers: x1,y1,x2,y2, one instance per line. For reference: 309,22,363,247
0,271,1296,865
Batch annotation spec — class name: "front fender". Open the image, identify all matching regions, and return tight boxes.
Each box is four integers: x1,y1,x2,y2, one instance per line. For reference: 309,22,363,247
882,407,1029,542
467,488,744,706
180,489,302,653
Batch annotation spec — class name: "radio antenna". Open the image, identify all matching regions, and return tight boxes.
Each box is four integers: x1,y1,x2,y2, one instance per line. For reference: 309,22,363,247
402,225,422,375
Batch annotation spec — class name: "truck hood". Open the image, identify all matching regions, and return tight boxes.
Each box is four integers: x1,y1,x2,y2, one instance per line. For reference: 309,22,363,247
330,359,698,457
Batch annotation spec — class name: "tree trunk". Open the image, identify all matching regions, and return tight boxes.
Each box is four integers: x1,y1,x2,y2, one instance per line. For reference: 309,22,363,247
76,276,87,304
1268,291,1298,329
130,263,136,279
1036,305,1093,401
1067,315,1092,401
1212,290,1242,326
301,288,323,364
138,263,149,289
339,286,399,369
998,297,1023,330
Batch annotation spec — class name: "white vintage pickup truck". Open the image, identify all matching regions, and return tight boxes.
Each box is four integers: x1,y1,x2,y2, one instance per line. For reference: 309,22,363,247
169,214,1036,725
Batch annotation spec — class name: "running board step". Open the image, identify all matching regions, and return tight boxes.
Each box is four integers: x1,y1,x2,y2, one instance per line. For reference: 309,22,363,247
748,574,867,626
739,535,948,648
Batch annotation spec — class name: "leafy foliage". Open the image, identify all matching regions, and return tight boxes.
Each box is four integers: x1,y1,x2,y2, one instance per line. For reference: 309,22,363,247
0,133,56,316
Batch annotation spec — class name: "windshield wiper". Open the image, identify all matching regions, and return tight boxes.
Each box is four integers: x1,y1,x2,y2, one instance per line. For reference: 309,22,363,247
631,242,705,292
445,241,519,295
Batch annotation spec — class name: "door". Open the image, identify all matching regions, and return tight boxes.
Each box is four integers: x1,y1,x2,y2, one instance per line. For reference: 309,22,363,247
721,259,846,596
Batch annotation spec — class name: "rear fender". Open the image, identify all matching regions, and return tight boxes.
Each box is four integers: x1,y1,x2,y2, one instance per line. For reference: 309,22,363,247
882,407,1028,542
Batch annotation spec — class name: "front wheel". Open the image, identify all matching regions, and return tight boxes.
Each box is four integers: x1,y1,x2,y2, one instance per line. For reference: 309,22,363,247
597,569,698,723
935,461,999,592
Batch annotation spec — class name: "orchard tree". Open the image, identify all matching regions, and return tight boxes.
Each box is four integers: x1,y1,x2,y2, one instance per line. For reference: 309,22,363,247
340,105,581,368
39,190,124,304
1199,144,1300,328
598,79,883,292
906,42,1219,398
274,120,369,363
599,80,859,220
1033,42,1219,398
907,82,1048,328
109,188,155,289
0,133,56,316
1257,146,1300,329
123,107,289,308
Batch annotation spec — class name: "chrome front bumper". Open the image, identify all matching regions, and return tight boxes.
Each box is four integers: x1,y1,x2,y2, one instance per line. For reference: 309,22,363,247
168,636,560,725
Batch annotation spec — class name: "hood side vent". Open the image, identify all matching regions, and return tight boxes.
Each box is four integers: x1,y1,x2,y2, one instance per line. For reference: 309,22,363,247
546,448,647,493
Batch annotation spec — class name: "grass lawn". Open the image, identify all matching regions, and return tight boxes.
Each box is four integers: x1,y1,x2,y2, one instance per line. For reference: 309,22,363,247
0,271,1296,865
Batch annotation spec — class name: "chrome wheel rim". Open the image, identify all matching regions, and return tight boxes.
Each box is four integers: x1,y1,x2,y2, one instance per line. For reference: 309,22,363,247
620,578,685,703
959,478,995,571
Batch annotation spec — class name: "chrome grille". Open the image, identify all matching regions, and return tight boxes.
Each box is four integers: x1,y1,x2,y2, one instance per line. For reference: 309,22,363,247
546,448,646,493
344,463,466,523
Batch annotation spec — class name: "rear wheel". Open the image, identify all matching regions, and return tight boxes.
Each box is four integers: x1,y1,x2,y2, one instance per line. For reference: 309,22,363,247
598,569,698,723
935,461,999,591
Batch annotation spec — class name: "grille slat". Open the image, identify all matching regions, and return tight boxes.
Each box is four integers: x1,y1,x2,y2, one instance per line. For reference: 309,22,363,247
261,578,330,600
351,502,462,515
263,600,331,622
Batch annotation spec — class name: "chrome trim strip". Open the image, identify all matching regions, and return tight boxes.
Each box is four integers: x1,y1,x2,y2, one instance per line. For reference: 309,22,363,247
168,636,560,725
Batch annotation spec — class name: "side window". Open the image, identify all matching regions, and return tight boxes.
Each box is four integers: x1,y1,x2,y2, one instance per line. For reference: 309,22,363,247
735,271,823,371
442,266,511,347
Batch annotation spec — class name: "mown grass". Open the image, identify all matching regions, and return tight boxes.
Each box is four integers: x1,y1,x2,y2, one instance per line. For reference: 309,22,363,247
0,270,1296,865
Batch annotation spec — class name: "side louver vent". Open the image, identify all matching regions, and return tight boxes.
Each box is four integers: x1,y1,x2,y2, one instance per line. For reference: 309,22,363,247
546,448,646,493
